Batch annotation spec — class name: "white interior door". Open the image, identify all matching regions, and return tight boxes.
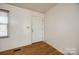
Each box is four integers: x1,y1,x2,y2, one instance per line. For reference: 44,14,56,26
31,16,44,43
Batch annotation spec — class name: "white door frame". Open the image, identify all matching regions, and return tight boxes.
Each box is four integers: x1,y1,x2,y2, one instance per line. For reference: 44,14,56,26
31,16,44,43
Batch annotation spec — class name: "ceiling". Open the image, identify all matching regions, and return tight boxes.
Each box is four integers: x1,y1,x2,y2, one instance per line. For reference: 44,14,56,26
9,3,56,13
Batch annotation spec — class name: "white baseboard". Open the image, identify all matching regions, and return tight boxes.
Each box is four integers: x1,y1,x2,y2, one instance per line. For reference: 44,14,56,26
44,40,64,54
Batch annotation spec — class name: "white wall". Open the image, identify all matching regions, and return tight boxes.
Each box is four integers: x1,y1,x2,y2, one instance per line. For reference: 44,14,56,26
45,4,79,54
0,4,44,51
1,3,79,54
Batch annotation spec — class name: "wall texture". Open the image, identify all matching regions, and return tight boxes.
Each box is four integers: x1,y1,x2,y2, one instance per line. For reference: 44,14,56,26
0,4,44,51
45,4,79,54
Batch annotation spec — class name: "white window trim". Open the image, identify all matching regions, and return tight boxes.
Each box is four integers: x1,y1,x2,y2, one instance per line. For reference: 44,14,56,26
0,9,9,38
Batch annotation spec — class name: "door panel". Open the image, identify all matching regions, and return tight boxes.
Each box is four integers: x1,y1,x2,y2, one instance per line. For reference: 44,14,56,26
31,16,43,43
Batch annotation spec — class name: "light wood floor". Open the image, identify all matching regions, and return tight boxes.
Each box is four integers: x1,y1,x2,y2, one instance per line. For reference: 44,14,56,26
0,41,63,55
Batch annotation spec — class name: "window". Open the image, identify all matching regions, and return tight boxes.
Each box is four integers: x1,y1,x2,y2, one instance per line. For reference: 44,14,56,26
0,9,9,38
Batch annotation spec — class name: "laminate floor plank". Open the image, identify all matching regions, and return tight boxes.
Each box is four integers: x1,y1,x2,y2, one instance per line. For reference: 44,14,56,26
0,41,63,55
